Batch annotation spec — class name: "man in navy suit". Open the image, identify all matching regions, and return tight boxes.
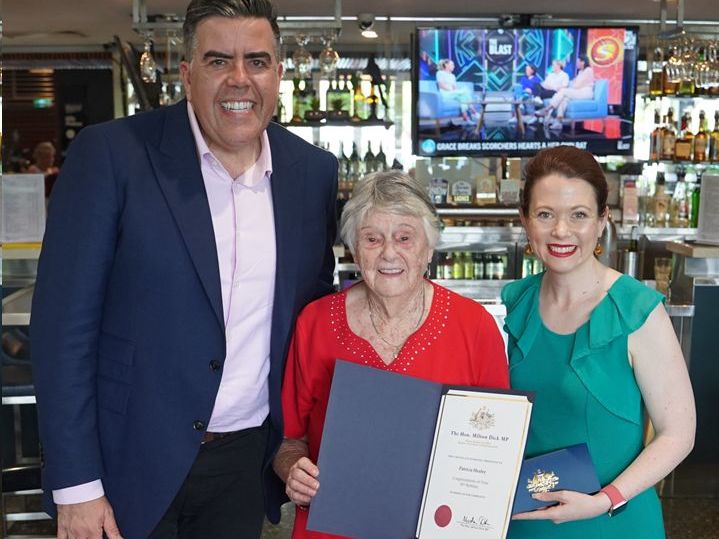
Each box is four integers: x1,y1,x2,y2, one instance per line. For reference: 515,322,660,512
30,1,337,537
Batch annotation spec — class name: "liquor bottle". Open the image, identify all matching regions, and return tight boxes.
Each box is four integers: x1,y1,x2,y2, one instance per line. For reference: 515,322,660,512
654,172,670,227
437,253,452,279
463,251,475,280
473,253,484,280
677,76,695,97
690,173,701,228
650,109,663,161
291,78,303,123
375,142,387,172
339,75,352,114
363,143,376,174
325,78,338,112
352,73,368,121
670,169,689,228
349,142,362,185
303,79,316,119
709,111,719,163
674,112,694,162
662,63,679,95
495,255,506,280
694,111,709,163
648,49,664,97
276,97,285,123
660,109,676,161
452,252,464,279
337,142,350,198
366,84,380,120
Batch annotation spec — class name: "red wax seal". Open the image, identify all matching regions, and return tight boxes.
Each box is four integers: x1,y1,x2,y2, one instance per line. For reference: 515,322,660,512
434,505,452,527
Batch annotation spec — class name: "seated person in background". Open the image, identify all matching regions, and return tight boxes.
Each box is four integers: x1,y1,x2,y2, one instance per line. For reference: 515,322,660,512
435,58,478,124
27,141,60,175
532,59,570,100
273,171,509,539
539,55,595,129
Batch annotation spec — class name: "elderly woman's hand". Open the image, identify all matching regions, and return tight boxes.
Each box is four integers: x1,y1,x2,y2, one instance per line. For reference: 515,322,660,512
286,457,320,507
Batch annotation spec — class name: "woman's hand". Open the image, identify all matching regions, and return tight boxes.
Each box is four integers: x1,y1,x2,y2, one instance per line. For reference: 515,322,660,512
512,490,611,524
285,457,320,506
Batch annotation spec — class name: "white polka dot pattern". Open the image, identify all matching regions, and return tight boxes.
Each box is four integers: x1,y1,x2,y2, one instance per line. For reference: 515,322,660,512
329,282,452,372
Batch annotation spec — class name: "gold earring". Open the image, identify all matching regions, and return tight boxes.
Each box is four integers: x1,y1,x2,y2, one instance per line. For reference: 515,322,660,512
594,243,603,256
524,243,533,256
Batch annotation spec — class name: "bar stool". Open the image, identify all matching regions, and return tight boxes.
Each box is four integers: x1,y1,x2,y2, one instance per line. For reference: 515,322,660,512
1,363,53,536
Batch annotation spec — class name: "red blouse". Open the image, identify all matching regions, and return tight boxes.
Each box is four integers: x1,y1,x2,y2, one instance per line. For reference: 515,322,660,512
282,281,509,539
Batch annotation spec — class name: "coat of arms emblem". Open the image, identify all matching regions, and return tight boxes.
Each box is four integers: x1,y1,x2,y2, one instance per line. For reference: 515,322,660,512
526,469,560,493
469,406,495,430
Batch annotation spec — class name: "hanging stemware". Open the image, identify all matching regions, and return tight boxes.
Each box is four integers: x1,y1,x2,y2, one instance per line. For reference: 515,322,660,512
140,37,158,84
292,34,313,79
319,34,340,77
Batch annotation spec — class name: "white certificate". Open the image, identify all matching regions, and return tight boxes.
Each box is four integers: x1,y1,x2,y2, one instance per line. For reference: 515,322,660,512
416,389,533,539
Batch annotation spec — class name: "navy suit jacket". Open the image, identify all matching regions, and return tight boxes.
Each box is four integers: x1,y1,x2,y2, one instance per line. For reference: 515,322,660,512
30,100,337,538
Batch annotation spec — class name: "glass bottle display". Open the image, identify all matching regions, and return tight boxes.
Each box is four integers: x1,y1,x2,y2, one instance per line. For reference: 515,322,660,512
375,143,387,172
690,174,701,228
661,109,677,161
654,172,670,227
291,78,304,123
694,111,709,163
650,109,663,161
709,111,719,163
363,143,376,174
674,112,694,162
670,170,689,228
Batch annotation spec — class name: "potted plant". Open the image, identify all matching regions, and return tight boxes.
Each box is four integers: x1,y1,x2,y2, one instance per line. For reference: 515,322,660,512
304,97,325,122
327,97,349,121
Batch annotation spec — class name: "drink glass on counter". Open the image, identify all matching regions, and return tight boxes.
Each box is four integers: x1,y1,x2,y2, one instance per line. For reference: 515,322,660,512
654,257,673,296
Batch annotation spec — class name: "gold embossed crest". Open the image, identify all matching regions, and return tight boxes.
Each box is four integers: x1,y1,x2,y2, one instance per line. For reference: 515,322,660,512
469,406,495,430
526,469,560,493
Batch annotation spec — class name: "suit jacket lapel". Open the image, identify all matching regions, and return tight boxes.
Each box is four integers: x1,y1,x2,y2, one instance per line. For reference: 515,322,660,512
268,123,303,340
146,101,224,331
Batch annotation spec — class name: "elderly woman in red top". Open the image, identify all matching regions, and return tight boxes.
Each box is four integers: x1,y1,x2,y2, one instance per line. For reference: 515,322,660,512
273,170,509,539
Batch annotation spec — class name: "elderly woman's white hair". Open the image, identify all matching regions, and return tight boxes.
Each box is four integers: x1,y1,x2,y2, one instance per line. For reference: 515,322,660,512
340,170,442,255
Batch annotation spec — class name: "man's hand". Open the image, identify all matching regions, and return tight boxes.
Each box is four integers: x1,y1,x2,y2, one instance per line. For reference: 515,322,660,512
57,496,123,539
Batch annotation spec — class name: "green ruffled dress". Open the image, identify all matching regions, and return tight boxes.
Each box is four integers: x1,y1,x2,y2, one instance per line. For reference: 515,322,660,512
502,273,666,539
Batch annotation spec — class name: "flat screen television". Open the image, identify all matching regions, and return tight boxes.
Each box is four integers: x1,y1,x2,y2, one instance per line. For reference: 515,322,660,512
413,26,639,157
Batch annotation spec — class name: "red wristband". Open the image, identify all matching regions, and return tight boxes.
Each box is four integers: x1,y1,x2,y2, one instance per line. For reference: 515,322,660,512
600,484,627,516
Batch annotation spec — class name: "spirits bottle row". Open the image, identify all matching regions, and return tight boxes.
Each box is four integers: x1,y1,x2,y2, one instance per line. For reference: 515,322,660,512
649,108,719,162
283,73,385,124
337,141,388,199
635,170,702,228
432,252,508,281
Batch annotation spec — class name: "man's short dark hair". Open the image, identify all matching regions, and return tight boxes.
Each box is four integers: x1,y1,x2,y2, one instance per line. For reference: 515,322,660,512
183,0,281,60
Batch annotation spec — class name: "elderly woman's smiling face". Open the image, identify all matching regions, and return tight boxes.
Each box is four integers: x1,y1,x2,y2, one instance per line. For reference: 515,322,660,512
355,210,433,299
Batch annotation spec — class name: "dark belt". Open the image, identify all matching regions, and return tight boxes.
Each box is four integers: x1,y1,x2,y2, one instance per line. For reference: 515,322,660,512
201,430,242,445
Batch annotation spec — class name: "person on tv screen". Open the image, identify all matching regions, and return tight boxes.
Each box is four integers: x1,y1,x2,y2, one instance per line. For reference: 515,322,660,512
504,146,695,538
435,58,478,124
532,59,570,99
273,171,509,539
519,64,542,93
540,54,595,129
513,64,544,122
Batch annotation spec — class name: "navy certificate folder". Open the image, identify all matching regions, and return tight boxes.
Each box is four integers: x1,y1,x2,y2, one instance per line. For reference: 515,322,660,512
306,360,443,539
511,443,601,514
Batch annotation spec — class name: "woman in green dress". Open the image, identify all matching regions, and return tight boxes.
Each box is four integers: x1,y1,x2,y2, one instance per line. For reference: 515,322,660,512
504,146,695,538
